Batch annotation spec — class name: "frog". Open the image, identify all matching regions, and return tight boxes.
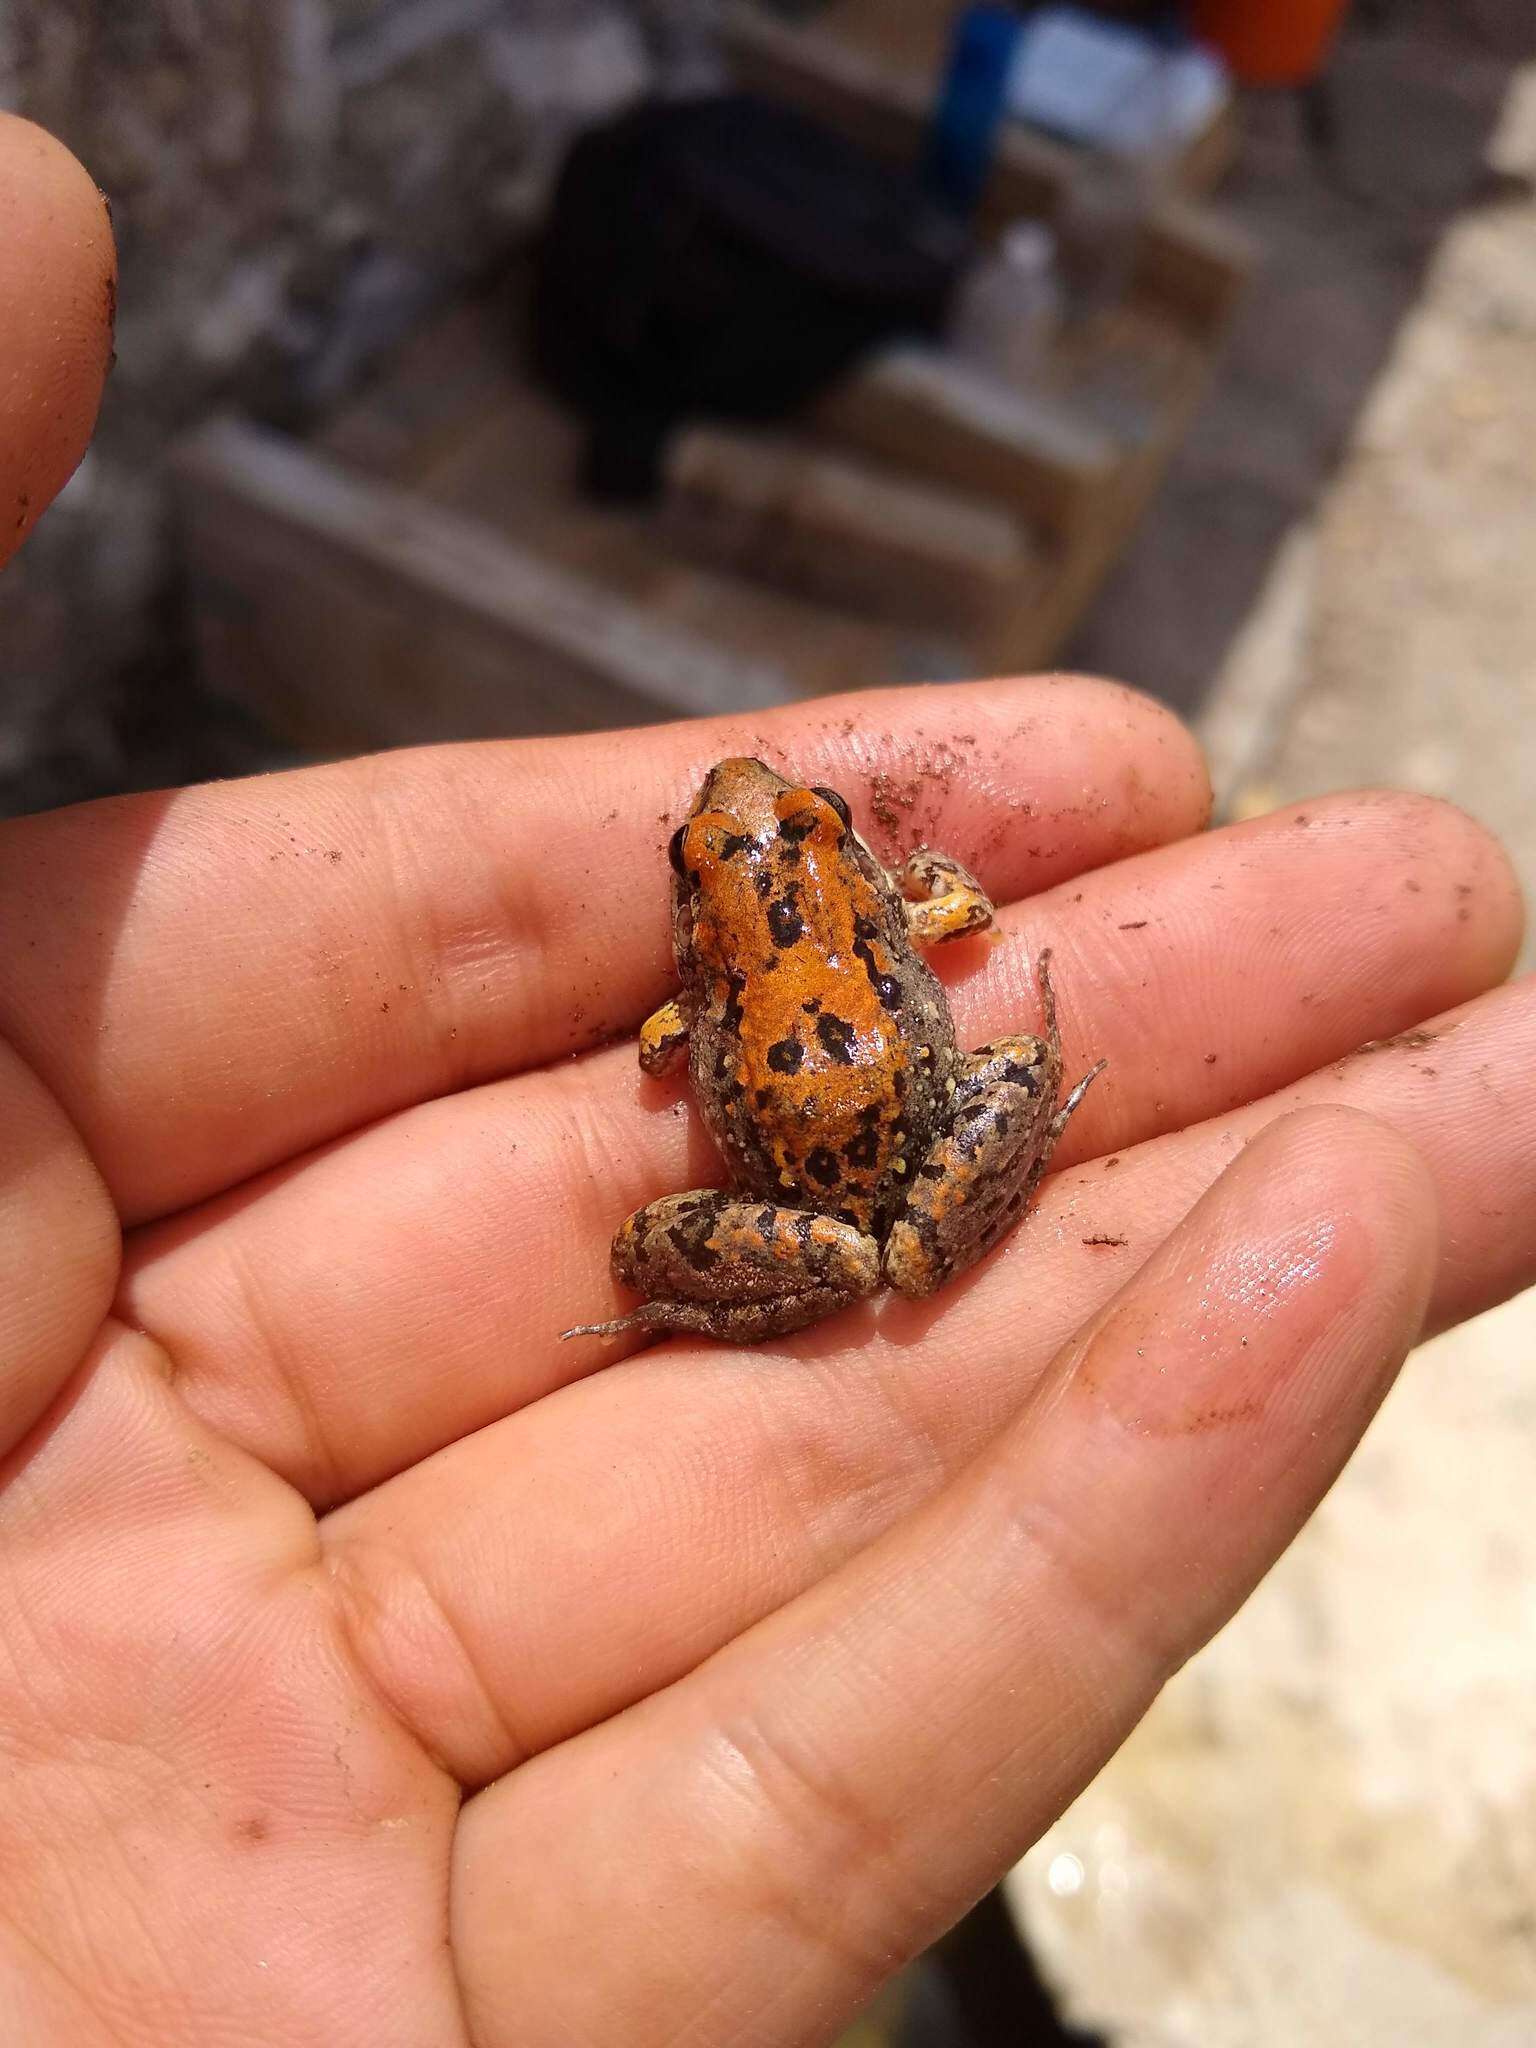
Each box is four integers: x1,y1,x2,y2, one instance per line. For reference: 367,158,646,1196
563,757,1104,1344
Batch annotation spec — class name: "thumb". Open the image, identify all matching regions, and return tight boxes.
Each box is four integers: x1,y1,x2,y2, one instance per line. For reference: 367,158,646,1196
0,113,116,571
0,1037,119,1461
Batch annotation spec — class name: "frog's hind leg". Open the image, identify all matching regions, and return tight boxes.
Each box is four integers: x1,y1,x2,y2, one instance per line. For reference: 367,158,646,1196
883,950,1105,1299
562,1290,857,1344
896,848,995,945
560,1189,880,1344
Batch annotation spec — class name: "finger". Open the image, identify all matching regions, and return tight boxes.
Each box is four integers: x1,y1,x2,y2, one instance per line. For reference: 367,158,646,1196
997,788,1521,1164
128,789,1520,1501
0,116,116,568
317,975,1536,1795
0,676,1206,1225
450,1109,1435,2046
0,1037,118,1459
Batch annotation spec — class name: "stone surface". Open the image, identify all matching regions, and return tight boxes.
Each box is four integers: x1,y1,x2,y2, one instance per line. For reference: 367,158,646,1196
1009,37,1536,2048
0,0,667,813
1069,1,1536,723
1013,1295,1536,2047
1204,117,1536,973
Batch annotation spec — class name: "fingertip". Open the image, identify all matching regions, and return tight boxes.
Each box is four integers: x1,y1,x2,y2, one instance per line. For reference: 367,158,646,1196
1033,1102,1441,1669
1270,788,1525,987
1233,1102,1440,1369
1069,1102,1440,1460
1053,670,1215,833
987,669,1214,854
1383,787,1523,982
1411,790,1527,982
0,114,117,569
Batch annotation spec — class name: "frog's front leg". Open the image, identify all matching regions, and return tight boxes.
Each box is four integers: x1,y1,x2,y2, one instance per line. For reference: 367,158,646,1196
561,1190,881,1343
896,847,995,945
638,994,694,1076
883,952,1106,1299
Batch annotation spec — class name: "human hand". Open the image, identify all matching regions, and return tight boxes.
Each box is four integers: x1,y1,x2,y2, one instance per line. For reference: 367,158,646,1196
4,116,1535,2048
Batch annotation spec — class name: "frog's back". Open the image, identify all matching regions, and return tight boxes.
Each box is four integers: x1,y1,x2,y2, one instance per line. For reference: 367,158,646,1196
691,836,956,1230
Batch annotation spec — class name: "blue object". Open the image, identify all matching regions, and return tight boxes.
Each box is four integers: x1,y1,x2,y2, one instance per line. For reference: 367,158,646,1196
923,5,1025,219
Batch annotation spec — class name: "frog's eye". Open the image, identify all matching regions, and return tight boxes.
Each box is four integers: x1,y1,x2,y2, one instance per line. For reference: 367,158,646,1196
667,823,691,877
812,786,852,830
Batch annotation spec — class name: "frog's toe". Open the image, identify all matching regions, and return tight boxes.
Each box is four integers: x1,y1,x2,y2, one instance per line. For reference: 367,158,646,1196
561,1286,868,1345
559,1310,654,1341
881,1216,946,1299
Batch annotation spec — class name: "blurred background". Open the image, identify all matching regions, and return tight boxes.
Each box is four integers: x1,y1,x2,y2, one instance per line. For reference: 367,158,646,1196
4,3,1534,2044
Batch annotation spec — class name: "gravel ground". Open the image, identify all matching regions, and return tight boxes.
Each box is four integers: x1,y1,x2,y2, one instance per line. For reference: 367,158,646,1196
1011,21,1536,2047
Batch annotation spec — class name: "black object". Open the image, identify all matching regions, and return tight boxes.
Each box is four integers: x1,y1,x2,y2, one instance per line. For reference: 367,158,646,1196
531,93,964,498
901,1885,1108,2048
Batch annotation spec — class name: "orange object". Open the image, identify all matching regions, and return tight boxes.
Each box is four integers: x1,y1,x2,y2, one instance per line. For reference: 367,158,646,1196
1187,0,1351,86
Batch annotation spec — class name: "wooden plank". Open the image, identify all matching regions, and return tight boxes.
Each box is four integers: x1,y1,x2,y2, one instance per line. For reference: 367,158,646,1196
661,423,1039,632
319,310,983,702
194,142,1242,748
171,418,800,752
722,5,1253,327
758,0,1239,201
978,304,1209,670
1130,194,1254,337
724,3,1240,203
321,300,516,485
724,5,1061,213
813,343,1119,547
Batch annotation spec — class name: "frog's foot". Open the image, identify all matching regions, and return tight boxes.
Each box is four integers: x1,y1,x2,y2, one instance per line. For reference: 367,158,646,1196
1032,945,1108,1149
561,1189,880,1345
882,1023,1106,1300
896,847,995,945
1049,1055,1108,1146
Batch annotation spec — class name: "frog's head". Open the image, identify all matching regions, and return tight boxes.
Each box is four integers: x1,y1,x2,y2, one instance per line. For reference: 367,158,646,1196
690,757,796,833
670,757,855,882
668,759,869,968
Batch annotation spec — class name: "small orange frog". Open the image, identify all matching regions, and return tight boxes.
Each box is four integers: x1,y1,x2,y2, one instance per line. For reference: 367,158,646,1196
564,757,1104,1343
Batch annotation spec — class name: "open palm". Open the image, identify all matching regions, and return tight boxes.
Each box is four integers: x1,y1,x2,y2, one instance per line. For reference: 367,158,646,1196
4,116,1535,2048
